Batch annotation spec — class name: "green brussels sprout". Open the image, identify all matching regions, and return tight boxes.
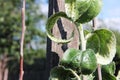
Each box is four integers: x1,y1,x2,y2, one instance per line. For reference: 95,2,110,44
80,49,97,75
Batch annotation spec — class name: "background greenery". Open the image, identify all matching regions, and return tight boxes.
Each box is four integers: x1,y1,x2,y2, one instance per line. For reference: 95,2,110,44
0,0,46,80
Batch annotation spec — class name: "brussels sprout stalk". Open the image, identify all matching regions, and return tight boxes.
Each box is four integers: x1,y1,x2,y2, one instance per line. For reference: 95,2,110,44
78,24,87,80
78,24,86,51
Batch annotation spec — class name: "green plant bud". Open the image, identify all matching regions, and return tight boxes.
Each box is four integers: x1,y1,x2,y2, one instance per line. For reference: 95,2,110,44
60,48,82,70
80,49,97,75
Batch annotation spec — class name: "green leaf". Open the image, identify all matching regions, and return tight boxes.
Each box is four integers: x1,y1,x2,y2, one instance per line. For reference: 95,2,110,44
65,0,91,21
94,67,116,80
76,0,102,23
60,49,97,75
60,48,82,70
49,66,75,80
80,49,97,75
116,45,120,59
86,33,100,53
100,72,116,80
65,0,102,23
102,62,116,75
46,12,74,44
86,29,116,65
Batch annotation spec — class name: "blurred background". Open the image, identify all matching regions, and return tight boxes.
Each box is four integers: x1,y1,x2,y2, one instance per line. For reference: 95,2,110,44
0,0,120,80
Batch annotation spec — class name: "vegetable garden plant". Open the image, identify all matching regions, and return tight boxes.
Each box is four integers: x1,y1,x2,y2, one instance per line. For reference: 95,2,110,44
46,0,117,80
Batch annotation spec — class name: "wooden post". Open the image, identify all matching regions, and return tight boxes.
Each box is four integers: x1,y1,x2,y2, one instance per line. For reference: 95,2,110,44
45,0,79,79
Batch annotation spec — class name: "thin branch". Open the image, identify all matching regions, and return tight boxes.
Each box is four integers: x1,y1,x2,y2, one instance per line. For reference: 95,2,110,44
92,18,96,30
97,64,102,80
19,0,26,80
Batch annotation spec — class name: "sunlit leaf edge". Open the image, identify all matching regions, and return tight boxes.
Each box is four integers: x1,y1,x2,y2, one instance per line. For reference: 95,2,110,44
46,12,74,44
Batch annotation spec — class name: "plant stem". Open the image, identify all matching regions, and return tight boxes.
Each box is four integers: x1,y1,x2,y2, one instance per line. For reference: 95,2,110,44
69,69,80,80
78,24,87,80
19,0,26,80
97,64,102,80
78,24,86,51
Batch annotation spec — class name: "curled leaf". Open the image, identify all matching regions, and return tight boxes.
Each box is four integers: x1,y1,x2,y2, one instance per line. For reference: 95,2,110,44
46,12,74,44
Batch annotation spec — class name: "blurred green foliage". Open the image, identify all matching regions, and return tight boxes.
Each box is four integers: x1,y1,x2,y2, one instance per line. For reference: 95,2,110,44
0,0,46,64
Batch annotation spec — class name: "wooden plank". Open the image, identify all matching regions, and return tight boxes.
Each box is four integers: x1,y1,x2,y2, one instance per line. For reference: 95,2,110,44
52,0,79,58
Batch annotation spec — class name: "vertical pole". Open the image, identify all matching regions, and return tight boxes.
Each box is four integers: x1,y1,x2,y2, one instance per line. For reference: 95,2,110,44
19,0,26,80
45,0,54,80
